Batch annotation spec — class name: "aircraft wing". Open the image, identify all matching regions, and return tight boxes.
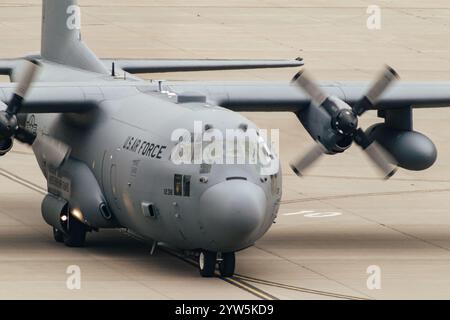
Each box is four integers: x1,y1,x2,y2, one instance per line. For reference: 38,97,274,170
0,84,101,113
164,81,450,112
0,80,448,114
102,58,304,74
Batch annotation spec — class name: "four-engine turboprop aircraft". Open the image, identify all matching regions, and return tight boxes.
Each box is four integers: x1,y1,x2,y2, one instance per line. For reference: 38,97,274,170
0,0,448,277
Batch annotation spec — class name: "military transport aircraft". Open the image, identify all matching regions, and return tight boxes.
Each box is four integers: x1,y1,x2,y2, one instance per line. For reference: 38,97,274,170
0,0,447,277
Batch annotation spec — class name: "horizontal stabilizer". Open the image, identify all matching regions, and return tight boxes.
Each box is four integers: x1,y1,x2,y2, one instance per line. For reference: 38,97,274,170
102,58,304,74
0,59,20,76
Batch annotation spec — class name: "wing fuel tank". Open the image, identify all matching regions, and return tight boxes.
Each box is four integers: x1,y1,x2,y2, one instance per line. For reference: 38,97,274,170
366,124,437,171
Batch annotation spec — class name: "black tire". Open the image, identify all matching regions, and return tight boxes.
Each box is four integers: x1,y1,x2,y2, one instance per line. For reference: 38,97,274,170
199,251,216,277
53,227,64,243
219,252,235,277
63,214,87,247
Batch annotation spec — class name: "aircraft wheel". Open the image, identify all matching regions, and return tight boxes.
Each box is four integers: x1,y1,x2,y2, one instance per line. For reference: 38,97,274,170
219,252,235,277
63,213,87,248
199,251,216,277
53,227,64,243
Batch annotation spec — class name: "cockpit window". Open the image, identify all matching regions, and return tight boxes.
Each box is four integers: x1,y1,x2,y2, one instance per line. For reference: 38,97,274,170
183,175,191,197
174,174,182,196
170,129,279,175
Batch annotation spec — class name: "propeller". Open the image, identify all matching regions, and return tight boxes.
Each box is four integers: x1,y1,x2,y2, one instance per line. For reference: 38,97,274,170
290,66,399,179
0,59,40,150
0,59,71,167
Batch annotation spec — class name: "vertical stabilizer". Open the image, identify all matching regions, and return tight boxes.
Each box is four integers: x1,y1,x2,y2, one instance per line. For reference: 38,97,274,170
41,0,108,74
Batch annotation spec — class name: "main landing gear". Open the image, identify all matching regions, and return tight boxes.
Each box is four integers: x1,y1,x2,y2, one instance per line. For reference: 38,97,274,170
198,251,236,278
53,209,87,247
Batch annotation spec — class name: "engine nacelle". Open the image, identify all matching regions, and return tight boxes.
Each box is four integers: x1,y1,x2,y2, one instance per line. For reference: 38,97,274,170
42,158,118,229
366,124,437,171
296,99,353,154
41,194,68,231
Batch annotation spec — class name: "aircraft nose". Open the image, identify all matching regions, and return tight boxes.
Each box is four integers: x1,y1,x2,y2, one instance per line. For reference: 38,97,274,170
199,180,267,251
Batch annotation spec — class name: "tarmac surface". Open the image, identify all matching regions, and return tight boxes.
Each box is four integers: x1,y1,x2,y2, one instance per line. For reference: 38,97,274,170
0,0,449,299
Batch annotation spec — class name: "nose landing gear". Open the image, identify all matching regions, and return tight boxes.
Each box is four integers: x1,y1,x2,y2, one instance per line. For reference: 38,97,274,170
198,251,236,278
63,213,87,247
199,251,217,277
53,208,87,247
219,252,236,277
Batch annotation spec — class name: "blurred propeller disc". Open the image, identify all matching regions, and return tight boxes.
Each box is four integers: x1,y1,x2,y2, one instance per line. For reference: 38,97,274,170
289,65,400,180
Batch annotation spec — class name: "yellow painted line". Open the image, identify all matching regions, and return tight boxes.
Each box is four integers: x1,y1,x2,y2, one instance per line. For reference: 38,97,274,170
159,246,278,300
0,168,46,195
224,276,276,301
235,275,369,300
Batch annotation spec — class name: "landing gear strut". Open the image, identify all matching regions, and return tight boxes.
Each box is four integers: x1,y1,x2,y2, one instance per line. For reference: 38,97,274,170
198,251,236,278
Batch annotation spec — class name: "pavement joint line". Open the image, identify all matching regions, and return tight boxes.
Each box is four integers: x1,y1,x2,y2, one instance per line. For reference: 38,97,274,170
83,11,192,55
10,150,34,156
253,245,374,300
281,188,450,204
322,200,450,253
0,168,47,195
290,174,450,183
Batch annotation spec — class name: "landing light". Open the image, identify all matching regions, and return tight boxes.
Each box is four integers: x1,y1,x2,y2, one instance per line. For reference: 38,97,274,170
71,208,84,222
60,214,68,222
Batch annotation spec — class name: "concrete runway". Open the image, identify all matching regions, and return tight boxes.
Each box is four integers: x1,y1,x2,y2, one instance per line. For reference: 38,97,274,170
0,0,449,299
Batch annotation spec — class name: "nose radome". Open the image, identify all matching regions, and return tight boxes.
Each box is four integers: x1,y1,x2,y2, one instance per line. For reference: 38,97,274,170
199,180,267,251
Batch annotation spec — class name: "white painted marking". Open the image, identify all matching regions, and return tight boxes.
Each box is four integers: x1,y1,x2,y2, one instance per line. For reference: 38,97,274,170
283,210,314,216
304,211,342,218
283,210,343,218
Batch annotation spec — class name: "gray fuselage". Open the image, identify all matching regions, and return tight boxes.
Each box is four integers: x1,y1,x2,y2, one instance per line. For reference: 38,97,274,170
24,62,282,252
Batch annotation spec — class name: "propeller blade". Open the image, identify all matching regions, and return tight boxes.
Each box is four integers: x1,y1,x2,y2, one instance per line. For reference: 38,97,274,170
289,143,326,177
365,143,398,179
353,65,399,116
291,70,329,107
7,59,40,115
353,129,397,179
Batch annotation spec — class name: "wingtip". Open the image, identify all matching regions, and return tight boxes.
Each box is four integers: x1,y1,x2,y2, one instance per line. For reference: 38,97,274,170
385,64,400,80
384,167,398,180
290,163,303,177
291,70,304,83
294,57,305,65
